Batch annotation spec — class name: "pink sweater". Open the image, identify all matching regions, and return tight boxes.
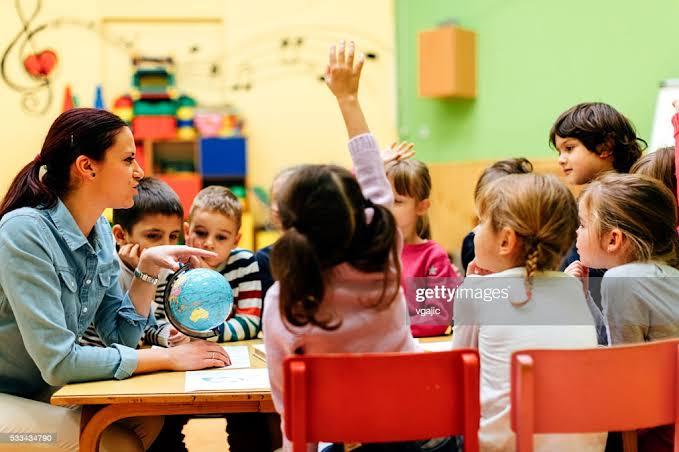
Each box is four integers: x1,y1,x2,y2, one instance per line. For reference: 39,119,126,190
402,240,459,337
263,133,421,451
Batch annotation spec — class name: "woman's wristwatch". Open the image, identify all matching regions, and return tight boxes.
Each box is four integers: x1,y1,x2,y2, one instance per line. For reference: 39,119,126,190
134,268,159,285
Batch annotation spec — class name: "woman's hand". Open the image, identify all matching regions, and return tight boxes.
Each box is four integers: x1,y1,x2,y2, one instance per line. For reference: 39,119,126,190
137,245,217,276
325,40,365,102
167,340,231,370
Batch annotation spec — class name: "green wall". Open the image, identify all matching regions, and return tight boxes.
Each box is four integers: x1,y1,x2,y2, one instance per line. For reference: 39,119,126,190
396,0,679,162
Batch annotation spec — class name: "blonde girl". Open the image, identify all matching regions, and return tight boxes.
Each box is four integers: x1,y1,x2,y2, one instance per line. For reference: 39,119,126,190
453,173,604,452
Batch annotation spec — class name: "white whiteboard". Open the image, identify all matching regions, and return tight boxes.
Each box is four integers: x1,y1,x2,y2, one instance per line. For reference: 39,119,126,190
649,79,679,151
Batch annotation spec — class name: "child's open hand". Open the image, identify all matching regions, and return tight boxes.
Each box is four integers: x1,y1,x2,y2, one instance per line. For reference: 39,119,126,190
118,243,141,269
325,40,365,101
382,141,416,165
564,260,589,296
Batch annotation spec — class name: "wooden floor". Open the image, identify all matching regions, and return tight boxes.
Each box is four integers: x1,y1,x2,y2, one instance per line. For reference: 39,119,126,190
184,418,229,451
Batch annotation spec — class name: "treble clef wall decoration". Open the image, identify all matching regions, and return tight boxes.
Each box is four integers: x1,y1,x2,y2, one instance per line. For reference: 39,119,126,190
1,0,57,114
1,0,133,115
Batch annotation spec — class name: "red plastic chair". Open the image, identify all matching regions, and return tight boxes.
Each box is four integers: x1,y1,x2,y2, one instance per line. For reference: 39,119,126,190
511,339,679,452
284,350,480,452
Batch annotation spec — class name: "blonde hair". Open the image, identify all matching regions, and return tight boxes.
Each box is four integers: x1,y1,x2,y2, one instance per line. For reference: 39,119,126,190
385,159,432,239
629,147,677,203
476,173,578,304
189,185,243,228
580,173,679,268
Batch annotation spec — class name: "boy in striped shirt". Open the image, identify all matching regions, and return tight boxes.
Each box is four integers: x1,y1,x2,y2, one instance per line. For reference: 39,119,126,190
184,185,263,341
184,186,273,452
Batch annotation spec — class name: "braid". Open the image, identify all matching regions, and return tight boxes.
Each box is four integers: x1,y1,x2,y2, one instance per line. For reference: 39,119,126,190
514,245,539,306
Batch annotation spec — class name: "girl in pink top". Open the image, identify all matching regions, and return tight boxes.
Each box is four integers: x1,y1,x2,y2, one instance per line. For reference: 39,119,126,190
262,40,420,452
385,159,460,337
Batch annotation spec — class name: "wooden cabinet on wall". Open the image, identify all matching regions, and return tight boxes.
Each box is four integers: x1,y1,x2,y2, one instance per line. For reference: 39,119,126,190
418,26,477,99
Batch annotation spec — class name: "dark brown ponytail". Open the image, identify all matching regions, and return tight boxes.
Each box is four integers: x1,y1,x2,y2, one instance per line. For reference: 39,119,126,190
0,108,126,220
271,164,401,330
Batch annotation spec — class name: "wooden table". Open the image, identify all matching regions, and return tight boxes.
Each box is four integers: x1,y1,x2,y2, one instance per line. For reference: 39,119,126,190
51,340,272,452
51,336,453,452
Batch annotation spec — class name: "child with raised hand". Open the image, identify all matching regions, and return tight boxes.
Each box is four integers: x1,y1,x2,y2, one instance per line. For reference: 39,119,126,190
79,177,190,348
183,185,263,342
566,173,679,452
263,40,421,452
385,155,460,337
452,173,605,452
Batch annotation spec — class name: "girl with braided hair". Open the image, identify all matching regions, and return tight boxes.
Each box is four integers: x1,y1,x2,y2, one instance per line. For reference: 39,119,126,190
452,173,604,452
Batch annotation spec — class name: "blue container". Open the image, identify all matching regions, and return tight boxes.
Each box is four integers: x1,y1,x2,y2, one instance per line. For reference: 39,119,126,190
199,137,246,178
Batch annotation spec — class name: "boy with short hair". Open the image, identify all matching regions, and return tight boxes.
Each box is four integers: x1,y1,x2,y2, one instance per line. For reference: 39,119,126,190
184,186,275,452
550,102,644,184
184,185,262,341
79,177,187,348
550,102,645,346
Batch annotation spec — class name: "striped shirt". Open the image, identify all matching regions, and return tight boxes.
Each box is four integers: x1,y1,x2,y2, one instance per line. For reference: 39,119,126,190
208,248,263,342
79,255,171,348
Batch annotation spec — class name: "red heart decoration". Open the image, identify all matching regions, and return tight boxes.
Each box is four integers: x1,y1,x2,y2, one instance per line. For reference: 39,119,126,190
23,50,58,78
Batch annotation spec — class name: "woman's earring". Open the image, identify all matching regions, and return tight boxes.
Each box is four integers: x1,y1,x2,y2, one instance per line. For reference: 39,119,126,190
91,172,96,177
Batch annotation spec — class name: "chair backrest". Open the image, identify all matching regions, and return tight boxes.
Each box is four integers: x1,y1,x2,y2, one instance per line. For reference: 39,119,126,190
511,339,679,452
283,349,480,452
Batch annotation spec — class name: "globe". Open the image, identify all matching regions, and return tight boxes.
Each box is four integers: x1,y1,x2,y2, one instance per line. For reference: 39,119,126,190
163,267,234,338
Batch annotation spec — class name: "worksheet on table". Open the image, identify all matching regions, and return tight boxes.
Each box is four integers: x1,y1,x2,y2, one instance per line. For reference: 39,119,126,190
185,368,270,392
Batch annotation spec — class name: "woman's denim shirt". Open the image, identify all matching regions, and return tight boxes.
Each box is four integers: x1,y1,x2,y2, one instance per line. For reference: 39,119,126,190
0,200,151,398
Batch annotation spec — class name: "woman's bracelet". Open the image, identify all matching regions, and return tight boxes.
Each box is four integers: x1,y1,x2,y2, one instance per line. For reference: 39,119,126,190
134,268,159,286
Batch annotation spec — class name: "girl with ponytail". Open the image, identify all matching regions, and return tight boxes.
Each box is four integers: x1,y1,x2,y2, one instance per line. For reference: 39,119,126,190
263,41,420,452
0,108,229,451
452,173,605,451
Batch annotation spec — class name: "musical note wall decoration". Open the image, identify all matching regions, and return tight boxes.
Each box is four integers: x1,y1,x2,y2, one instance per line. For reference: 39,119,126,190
224,32,384,93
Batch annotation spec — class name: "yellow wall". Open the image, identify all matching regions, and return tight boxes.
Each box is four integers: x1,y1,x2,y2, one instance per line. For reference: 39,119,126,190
0,0,396,196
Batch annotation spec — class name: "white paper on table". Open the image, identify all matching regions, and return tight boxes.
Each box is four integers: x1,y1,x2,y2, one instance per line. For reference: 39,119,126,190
185,367,270,392
420,341,452,352
220,345,251,369
152,345,251,369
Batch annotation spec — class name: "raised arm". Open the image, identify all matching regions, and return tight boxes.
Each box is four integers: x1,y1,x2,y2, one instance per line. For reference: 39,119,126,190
326,41,393,208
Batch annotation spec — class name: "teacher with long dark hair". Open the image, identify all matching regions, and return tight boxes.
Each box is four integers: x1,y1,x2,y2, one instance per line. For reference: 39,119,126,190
0,108,230,451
